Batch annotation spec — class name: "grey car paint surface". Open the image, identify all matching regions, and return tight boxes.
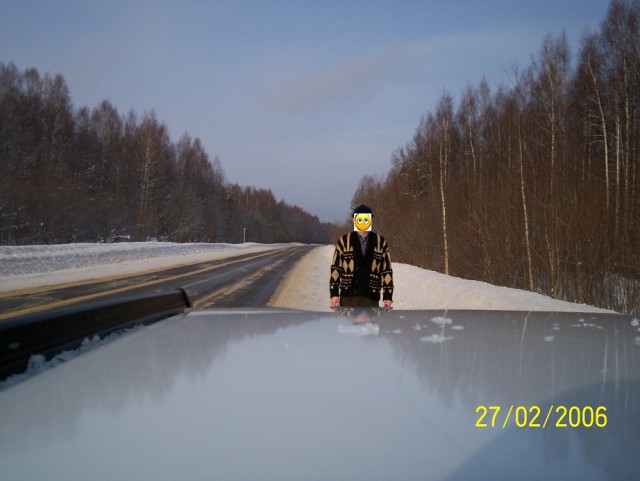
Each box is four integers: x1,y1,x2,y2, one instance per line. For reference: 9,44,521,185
1,308,638,480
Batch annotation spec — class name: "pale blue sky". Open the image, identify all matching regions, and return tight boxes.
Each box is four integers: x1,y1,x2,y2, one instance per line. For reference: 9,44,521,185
1,1,610,222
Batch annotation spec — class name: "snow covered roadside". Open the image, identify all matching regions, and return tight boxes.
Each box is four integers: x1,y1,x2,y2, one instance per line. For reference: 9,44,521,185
0,242,297,292
269,245,614,313
1,241,614,312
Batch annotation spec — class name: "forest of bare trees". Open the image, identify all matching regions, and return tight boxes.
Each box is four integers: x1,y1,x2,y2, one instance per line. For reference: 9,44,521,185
0,64,333,246
352,0,639,314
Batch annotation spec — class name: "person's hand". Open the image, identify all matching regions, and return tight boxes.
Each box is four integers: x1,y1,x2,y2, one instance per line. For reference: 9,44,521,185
330,296,340,308
382,300,393,309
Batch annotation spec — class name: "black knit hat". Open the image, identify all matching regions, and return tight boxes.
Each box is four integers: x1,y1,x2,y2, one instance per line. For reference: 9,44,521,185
353,204,373,217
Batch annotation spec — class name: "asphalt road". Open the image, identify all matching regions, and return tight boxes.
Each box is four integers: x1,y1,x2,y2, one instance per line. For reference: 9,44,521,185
0,246,314,321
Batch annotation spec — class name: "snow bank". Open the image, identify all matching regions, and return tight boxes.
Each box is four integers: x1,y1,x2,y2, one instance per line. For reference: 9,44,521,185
0,242,294,292
269,245,613,313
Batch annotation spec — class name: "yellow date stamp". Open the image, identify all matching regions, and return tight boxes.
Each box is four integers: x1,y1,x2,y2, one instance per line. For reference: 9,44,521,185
475,405,607,429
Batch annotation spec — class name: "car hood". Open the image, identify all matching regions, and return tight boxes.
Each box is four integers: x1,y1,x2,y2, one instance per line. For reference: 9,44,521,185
1,308,639,480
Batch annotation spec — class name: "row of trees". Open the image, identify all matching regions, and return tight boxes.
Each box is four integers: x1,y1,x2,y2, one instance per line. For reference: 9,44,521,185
353,0,639,314
0,63,332,245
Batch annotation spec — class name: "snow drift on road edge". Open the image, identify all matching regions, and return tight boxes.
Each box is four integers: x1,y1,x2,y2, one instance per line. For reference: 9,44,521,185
269,246,613,313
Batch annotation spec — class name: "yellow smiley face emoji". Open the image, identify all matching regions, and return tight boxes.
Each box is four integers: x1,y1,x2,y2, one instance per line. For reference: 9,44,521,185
353,213,372,232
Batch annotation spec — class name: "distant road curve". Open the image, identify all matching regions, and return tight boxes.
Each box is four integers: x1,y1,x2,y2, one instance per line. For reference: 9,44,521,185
0,246,314,321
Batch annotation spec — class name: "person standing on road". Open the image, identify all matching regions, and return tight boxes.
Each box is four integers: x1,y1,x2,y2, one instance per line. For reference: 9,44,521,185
330,204,393,308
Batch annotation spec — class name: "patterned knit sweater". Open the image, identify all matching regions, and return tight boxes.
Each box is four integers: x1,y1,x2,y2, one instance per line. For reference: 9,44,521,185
330,231,394,301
